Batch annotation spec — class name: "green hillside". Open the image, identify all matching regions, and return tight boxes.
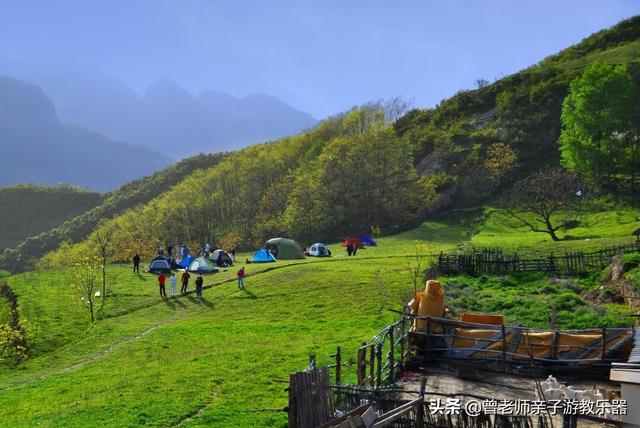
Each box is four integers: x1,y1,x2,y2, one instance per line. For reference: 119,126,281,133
0,153,226,273
33,17,640,270
0,211,637,426
1,16,640,428
0,184,101,251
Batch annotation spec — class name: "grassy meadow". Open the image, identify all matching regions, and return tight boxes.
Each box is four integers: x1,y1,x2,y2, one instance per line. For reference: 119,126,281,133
0,207,638,426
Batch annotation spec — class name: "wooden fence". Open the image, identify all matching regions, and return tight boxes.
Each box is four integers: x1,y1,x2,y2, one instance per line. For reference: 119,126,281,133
408,315,634,377
437,241,640,275
287,314,634,427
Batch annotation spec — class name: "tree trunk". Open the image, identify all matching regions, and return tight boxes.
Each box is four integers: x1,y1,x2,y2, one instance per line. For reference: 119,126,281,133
545,219,560,241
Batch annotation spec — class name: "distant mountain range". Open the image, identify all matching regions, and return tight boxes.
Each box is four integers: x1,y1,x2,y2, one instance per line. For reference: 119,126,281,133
0,75,172,191
0,63,318,190
0,62,318,159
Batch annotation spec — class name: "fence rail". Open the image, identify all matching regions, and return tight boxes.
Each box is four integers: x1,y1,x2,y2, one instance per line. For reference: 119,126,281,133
437,241,640,275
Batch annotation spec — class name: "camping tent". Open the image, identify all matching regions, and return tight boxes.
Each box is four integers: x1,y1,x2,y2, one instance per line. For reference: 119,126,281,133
359,234,377,246
252,248,277,263
188,257,219,274
265,238,305,260
176,255,195,269
210,249,233,266
148,256,172,274
307,243,331,257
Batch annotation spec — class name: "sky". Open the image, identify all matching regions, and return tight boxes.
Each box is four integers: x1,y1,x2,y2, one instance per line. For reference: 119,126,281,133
0,0,638,119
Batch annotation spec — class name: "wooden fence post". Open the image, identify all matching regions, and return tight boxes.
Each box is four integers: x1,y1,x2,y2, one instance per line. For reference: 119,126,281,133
335,346,341,408
388,327,395,384
501,324,507,369
369,345,375,386
376,343,382,388
309,354,316,370
417,377,426,426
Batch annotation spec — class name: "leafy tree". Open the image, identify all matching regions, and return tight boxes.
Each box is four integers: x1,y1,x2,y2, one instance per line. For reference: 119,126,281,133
503,168,587,241
484,143,518,184
72,257,101,322
560,62,639,187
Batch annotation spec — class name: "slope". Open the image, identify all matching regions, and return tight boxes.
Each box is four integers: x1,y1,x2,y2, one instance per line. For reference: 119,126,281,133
0,153,227,273
397,15,640,209
0,214,635,426
0,184,102,251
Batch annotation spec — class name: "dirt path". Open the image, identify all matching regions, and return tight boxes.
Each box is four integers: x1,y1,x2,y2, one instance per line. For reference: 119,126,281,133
0,318,175,392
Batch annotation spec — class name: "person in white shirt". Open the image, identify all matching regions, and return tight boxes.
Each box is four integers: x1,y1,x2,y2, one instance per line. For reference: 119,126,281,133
169,273,177,297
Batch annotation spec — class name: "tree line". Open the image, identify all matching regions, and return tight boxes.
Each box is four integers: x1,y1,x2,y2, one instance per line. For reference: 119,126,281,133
40,105,439,266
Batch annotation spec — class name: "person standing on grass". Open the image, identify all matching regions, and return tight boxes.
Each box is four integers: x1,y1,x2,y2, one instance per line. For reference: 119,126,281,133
158,272,167,300
169,272,177,297
195,274,204,298
181,269,190,294
237,266,246,290
133,253,141,273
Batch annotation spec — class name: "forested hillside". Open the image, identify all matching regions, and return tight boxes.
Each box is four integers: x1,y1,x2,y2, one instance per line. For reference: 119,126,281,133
0,153,226,272
37,15,640,268
396,15,640,208
0,185,101,251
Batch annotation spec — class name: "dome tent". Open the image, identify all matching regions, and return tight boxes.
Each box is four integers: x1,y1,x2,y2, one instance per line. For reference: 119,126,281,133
251,248,277,263
359,234,377,246
265,238,304,260
307,243,331,257
210,249,233,266
188,257,219,274
147,256,172,274
176,255,195,269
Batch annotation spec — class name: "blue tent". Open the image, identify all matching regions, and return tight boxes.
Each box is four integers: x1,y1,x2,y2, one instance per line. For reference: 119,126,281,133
359,234,377,246
252,248,277,263
177,255,195,268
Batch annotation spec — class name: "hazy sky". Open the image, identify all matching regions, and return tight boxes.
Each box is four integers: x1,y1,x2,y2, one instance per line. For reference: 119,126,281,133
0,1,638,118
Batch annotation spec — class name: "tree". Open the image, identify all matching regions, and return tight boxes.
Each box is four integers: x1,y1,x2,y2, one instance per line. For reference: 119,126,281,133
404,242,430,295
73,257,101,322
475,78,489,89
92,222,115,311
503,168,587,241
484,143,518,184
560,62,639,188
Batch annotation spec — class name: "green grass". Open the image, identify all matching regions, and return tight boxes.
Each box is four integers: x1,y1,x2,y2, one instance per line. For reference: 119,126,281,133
469,207,640,255
0,212,637,426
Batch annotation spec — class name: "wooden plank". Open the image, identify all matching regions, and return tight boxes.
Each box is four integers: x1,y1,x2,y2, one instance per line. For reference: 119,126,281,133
458,329,510,358
506,327,522,361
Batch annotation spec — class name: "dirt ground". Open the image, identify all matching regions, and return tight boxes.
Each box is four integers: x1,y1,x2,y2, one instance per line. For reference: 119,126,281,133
397,367,622,427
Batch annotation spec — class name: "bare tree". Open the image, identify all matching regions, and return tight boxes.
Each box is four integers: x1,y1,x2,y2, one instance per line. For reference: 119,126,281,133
92,223,115,310
404,242,431,295
503,168,588,241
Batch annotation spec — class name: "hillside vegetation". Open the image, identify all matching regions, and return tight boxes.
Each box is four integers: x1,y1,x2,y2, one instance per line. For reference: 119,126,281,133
0,153,226,273
35,17,640,268
0,184,101,251
0,213,637,426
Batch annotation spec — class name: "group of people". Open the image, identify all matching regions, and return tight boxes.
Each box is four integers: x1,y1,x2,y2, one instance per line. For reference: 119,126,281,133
156,270,205,300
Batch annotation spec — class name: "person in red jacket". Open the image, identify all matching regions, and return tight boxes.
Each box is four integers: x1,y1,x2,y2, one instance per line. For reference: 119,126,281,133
158,272,167,300
181,269,190,294
237,266,245,290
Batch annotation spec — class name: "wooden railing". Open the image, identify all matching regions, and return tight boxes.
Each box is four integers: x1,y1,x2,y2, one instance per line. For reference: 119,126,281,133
437,241,640,275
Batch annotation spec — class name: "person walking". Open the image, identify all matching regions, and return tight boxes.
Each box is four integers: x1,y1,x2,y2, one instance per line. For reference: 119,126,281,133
236,266,246,290
195,274,204,298
169,273,177,297
133,253,141,273
181,269,190,294
158,272,167,300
